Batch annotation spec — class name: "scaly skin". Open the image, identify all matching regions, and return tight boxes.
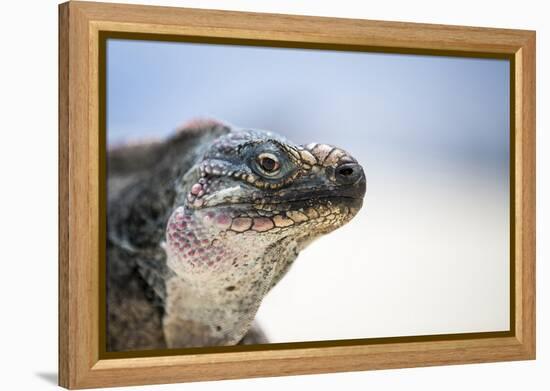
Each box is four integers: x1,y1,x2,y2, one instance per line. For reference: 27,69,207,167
107,120,366,351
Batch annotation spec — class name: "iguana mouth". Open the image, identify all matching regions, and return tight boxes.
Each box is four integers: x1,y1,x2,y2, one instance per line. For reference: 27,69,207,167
195,171,367,212
200,194,364,211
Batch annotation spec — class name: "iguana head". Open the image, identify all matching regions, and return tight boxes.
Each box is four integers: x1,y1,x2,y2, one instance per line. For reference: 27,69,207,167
165,126,366,278
158,123,367,345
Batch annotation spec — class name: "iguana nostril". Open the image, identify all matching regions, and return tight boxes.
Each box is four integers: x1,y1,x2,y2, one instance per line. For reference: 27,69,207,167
339,167,354,176
335,163,363,184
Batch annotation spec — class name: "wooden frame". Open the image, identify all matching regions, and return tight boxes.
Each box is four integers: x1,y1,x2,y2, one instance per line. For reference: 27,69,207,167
59,1,536,389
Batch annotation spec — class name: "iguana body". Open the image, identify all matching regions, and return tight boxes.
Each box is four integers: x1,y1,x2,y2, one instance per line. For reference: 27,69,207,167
107,120,366,351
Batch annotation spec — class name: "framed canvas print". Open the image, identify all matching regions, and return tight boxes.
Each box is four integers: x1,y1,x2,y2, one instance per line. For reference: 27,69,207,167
58,1,536,389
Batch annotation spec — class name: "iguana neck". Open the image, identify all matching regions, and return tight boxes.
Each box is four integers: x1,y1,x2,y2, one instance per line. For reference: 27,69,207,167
162,257,278,348
163,206,291,348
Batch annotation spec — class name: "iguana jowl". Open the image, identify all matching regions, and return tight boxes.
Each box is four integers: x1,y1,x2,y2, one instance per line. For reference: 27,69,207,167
107,119,366,351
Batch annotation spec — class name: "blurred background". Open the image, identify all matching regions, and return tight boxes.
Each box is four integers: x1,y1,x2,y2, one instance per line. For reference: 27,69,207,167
107,39,510,343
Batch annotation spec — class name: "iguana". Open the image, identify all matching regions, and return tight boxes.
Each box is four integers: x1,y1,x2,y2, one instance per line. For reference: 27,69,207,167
107,119,366,351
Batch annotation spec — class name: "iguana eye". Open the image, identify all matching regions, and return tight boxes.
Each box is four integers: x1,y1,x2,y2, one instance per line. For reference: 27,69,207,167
256,153,281,176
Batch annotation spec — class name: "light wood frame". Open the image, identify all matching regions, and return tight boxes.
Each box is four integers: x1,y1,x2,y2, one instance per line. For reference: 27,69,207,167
59,1,536,389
